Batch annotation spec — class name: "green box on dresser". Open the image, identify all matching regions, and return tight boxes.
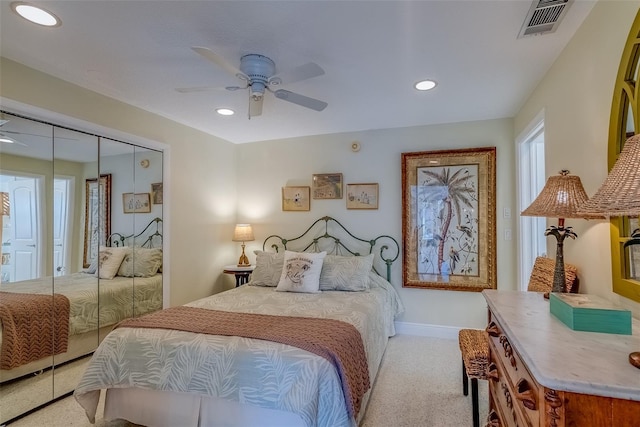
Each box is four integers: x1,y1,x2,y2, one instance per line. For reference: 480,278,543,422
549,293,632,335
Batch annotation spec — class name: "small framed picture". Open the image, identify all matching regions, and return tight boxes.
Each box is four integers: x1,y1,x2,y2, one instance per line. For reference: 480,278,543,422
122,193,151,213
312,173,343,199
282,186,310,211
346,183,379,209
151,182,163,204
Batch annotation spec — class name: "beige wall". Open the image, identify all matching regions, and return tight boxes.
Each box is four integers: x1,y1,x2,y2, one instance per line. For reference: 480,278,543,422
237,118,517,329
1,57,239,306
515,0,640,317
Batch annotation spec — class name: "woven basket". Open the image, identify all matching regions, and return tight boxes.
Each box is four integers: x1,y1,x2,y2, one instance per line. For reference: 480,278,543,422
527,256,578,293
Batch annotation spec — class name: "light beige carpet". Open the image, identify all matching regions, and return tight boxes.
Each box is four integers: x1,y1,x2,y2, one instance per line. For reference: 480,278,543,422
7,334,488,427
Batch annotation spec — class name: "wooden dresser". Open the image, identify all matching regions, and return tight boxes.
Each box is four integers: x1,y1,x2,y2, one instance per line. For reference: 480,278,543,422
482,290,640,427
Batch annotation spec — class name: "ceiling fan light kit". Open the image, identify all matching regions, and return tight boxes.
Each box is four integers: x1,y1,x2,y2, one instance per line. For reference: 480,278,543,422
180,47,328,119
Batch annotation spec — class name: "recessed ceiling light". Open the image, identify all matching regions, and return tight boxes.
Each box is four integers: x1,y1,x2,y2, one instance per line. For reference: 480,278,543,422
414,80,437,91
216,108,235,116
11,2,61,27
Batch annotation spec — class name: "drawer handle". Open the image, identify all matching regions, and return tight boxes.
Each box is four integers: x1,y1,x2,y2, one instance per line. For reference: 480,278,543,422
486,409,501,427
515,378,537,410
486,321,501,337
499,336,518,370
487,362,499,381
501,383,513,410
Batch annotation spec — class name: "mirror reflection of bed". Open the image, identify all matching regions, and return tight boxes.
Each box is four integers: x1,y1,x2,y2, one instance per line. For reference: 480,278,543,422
0,110,164,424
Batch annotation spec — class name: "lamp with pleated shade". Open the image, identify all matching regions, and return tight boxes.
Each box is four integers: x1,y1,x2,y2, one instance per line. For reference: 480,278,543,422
521,170,602,293
232,224,255,267
576,134,640,369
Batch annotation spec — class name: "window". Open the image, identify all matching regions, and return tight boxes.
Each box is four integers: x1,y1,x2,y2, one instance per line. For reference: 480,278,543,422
517,116,547,290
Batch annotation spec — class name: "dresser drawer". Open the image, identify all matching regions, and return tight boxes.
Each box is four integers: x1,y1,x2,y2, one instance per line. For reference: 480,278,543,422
487,321,540,427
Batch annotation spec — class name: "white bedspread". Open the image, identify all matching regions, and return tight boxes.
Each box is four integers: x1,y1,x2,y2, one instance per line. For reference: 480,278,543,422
75,277,403,427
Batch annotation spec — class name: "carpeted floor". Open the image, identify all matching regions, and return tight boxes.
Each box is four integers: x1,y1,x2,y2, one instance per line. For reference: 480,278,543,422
7,334,488,427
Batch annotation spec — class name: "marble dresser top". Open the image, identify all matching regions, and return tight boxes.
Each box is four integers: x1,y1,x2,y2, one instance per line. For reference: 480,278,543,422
482,290,640,401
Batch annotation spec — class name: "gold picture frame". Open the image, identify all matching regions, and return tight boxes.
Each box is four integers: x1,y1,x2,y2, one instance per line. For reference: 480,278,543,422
282,186,311,211
83,174,111,268
312,173,343,199
401,147,496,291
346,183,379,209
122,192,151,214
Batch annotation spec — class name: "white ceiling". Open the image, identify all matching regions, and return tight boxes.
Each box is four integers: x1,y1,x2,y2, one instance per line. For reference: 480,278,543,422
0,1,596,145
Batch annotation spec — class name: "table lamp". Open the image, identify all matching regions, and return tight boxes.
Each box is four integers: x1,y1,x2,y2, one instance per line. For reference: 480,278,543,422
576,134,640,369
233,224,254,267
521,170,602,293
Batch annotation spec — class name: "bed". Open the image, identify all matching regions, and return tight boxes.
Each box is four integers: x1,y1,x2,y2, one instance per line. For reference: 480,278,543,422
75,216,404,427
0,218,163,383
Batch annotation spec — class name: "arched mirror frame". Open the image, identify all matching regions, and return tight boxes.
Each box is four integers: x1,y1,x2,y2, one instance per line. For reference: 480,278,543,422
609,10,640,302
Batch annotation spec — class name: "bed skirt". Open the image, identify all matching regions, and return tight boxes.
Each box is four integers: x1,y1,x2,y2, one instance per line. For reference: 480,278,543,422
104,388,306,427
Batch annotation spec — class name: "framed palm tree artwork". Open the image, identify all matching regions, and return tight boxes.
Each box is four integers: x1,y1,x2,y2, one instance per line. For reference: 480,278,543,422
401,147,496,291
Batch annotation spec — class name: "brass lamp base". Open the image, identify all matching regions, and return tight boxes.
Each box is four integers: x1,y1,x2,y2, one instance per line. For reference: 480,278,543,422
630,352,640,369
237,243,250,267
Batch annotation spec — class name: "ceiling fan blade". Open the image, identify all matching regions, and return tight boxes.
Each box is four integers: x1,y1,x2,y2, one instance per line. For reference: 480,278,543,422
175,86,219,93
192,46,248,81
249,95,264,118
273,89,328,112
0,134,28,146
176,84,248,93
269,62,325,86
0,129,76,141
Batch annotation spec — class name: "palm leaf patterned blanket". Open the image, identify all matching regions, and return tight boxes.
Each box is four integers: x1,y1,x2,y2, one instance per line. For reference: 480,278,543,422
116,306,370,418
75,276,404,427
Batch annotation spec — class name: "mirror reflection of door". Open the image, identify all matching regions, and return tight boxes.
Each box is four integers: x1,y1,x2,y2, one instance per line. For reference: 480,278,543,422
53,177,73,276
0,174,43,282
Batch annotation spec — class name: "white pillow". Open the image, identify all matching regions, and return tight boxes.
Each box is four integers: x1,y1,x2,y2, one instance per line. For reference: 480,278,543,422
95,246,129,279
248,250,285,287
118,247,163,277
276,251,326,293
319,253,374,291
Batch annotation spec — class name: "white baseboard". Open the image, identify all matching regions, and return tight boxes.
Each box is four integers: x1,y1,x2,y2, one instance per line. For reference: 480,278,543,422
394,321,461,340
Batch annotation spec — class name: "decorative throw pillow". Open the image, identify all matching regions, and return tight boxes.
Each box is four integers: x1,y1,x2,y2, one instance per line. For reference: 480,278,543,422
117,248,163,277
95,246,129,280
319,253,374,291
276,251,326,293
248,250,285,287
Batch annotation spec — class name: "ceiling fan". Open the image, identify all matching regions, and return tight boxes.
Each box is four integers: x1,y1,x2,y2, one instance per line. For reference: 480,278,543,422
176,47,328,118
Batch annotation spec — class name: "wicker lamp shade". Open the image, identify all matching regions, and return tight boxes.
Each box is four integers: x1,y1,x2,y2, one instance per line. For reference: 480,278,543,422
577,134,640,218
521,170,603,219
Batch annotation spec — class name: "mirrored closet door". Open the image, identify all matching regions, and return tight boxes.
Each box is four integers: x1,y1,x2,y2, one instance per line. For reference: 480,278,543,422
0,110,164,423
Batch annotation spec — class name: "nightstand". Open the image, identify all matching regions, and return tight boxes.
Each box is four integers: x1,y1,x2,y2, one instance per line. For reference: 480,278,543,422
223,265,255,287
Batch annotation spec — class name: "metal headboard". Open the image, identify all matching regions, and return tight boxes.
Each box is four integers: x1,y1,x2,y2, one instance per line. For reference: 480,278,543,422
262,216,399,283
108,217,163,248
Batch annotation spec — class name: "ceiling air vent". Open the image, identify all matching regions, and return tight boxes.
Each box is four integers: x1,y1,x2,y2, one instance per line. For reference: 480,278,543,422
518,0,572,38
